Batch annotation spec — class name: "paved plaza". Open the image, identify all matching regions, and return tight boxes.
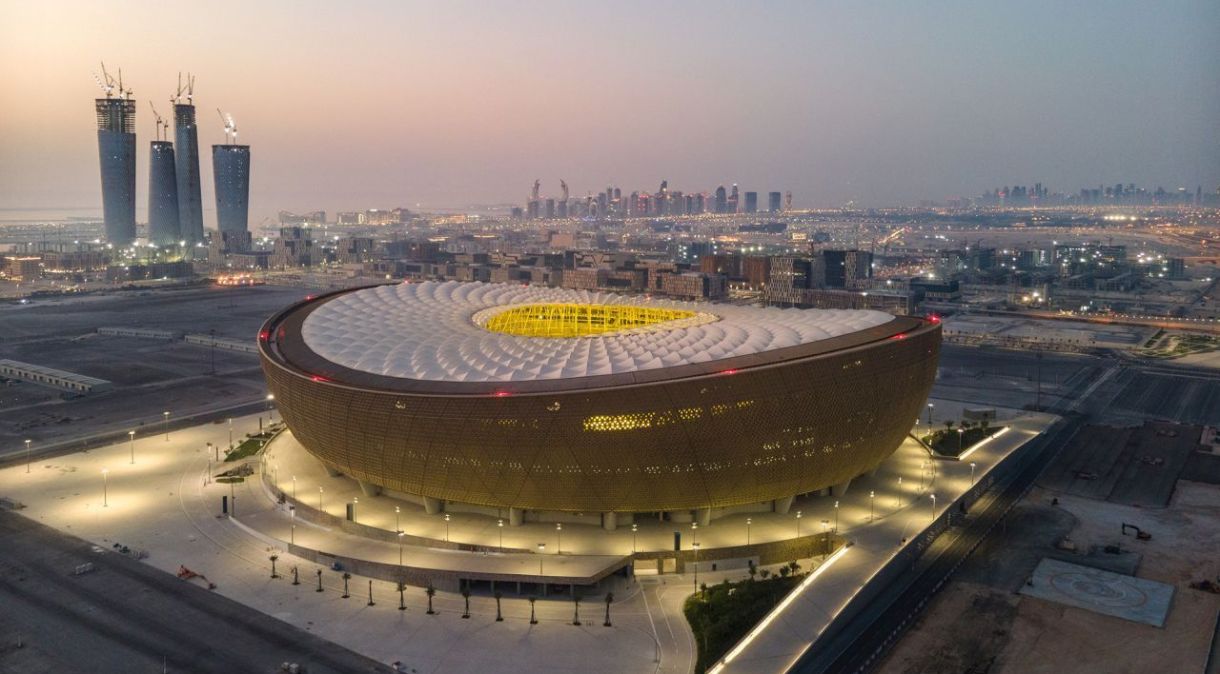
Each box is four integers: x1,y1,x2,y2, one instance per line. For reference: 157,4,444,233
0,400,1056,673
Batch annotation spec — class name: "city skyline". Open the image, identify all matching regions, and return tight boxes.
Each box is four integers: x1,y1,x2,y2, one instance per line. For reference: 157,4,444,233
1,0,1218,224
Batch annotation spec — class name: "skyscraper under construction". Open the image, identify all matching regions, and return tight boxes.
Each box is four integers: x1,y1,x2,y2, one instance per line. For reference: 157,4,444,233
212,143,250,236
148,137,180,246
173,75,204,246
95,77,137,246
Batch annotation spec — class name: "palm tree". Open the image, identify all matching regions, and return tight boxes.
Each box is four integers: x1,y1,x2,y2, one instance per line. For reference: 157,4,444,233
426,583,436,615
603,592,614,627
779,566,790,578
699,582,708,599
572,592,582,626
788,561,802,575
528,595,538,625
759,569,771,580
747,561,757,582
461,586,471,619
494,591,503,622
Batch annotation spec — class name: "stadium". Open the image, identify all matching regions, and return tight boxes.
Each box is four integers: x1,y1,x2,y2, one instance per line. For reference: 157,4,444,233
258,281,941,526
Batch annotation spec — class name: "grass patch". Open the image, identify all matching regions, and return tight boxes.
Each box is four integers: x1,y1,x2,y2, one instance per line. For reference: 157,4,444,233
922,423,1003,457
684,565,806,673
224,431,275,462
215,476,245,484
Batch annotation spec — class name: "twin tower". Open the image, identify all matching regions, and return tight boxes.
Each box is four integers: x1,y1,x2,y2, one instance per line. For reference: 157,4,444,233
95,79,249,248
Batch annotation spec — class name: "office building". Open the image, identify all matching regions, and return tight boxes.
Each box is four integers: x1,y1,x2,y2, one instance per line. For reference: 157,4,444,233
212,143,251,235
147,140,180,245
95,96,137,245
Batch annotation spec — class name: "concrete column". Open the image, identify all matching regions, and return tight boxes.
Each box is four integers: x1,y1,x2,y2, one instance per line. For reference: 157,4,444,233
831,479,852,497
508,507,524,527
324,465,343,478
773,495,795,514
423,496,443,515
602,511,617,531
696,508,711,528
357,481,382,497
667,509,693,523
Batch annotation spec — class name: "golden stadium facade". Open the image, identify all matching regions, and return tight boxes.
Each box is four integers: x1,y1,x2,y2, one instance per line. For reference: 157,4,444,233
258,281,941,519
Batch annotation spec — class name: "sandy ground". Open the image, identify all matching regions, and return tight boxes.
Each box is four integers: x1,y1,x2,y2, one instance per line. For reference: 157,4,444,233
878,481,1220,674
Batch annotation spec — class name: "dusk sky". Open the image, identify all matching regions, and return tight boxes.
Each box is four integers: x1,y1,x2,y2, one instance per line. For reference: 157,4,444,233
1,0,1217,222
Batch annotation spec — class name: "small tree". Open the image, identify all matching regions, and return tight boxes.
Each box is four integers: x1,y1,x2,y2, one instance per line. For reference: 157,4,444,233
603,592,614,627
699,582,708,599
494,591,503,621
759,569,771,580
789,561,802,575
747,560,757,582
779,566,790,578
425,583,436,615
461,586,471,619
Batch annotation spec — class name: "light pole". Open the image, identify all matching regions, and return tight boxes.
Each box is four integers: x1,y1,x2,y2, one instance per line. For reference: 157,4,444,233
970,462,977,486
869,490,875,522
163,411,170,441
746,517,752,545
498,518,504,552
398,530,405,567
631,523,638,553
897,476,903,508
266,394,275,422
128,430,135,465
395,505,400,534
445,513,451,542
538,543,546,574
926,402,934,425
292,475,297,499
833,502,839,533
795,510,802,537
353,497,359,523
957,427,964,454
318,486,323,511
692,542,701,587
290,506,296,544
227,417,234,451
930,493,937,523
556,522,562,553
691,521,698,550
102,468,109,507
821,520,830,558
24,439,31,473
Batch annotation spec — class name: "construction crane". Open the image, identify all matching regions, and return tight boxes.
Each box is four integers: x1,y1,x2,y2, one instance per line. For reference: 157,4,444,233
216,108,236,144
93,61,117,98
174,72,195,105
149,102,165,141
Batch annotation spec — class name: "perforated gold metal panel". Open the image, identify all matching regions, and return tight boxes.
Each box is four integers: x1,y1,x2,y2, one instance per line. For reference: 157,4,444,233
260,294,941,513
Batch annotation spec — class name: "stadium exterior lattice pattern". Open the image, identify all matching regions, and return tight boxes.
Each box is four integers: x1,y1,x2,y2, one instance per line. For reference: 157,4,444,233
259,282,941,517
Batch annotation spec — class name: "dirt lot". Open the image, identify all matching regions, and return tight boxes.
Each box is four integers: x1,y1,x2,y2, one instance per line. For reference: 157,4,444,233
879,481,1220,674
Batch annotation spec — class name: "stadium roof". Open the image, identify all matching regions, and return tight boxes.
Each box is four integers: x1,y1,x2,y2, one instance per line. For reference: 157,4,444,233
299,282,894,383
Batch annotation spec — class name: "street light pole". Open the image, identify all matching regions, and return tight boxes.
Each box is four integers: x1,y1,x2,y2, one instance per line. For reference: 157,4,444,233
290,507,296,544
927,402,934,425
795,510,802,537
24,439,31,473
128,431,135,465
556,522,562,553
970,462,977,486
746,517,752,545
162,411,170,441
352,497,358,524
821,520,830,558
897,476,903,508
538,543,546,574
227,418,234,451
930,493,937,523
102,468,109,507
318,486,323,511
869,490,875,522
445,513,451,542
498,519,504,552
395,505,400,534
398,530,405,567
292,475,297,499
833,502,839,533
692,542,701,587
631,523,638,553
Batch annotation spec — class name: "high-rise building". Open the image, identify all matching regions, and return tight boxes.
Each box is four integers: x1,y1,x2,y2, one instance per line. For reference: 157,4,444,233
714,186,727,213
95,97,137,246
174,103,204,245
768,191,782,212
728,184,739,213
148,140,180,245
212,143,250,236
823,249,873,289
744,191,758,213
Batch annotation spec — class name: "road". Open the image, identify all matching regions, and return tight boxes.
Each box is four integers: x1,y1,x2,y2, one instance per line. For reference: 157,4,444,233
0,510,392,674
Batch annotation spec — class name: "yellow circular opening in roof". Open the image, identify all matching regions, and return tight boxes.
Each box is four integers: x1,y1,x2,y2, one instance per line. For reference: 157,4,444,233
481,303,701,338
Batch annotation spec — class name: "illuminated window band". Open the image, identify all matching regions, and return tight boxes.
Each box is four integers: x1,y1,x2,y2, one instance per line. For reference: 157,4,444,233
478,303,712,338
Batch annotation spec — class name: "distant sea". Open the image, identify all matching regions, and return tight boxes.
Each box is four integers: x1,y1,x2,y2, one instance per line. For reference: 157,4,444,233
0,207,102,225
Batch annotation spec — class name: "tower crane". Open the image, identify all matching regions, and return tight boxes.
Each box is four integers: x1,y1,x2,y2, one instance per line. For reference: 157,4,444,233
216,108,236,144
149,102,165,141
